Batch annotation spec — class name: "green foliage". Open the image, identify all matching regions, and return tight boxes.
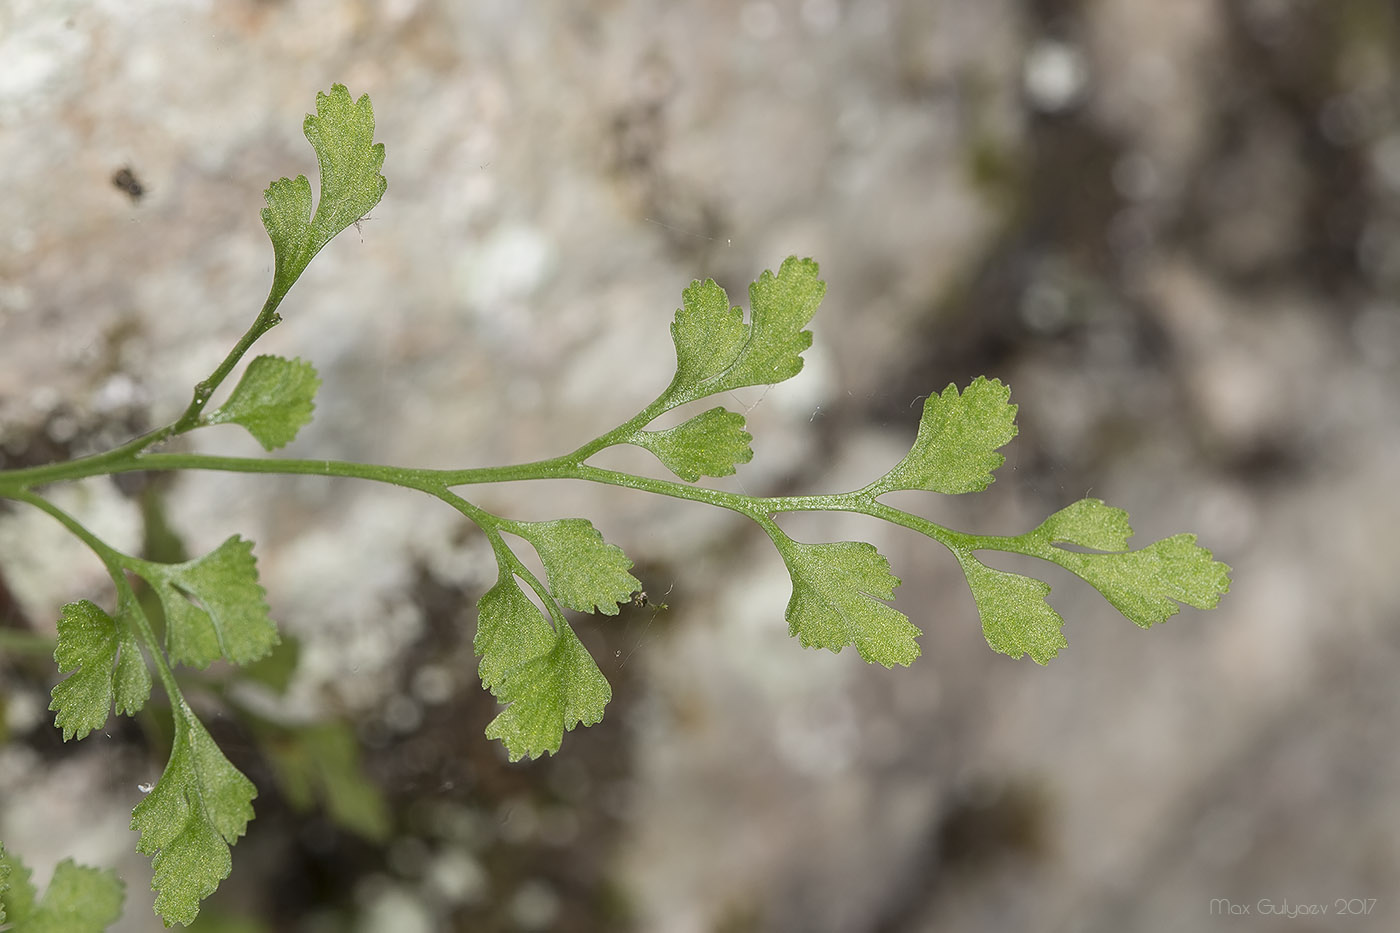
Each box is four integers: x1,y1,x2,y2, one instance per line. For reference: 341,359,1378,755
666,256,824,406
474,573,557,692
510,519,642,616
261,85,386,299
630,407,754,481
873,376,1019,495
937,497,1229,663
1052,534,1230,627
0,849,124,933
50,599,150,740
1035,497,1133,551
0,85,1232,927
1,841,8,925
473,569,612,761
775,537,920,668
237,635,302,694
958,556,1067,664
131,708,256,926
260,721,391,842
1029,497,1229,627
140,536,278,669
206,355,320,450
482,618,611,762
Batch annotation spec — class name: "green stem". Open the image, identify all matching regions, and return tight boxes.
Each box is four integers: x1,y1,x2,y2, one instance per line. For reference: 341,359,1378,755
430,486,571,629
170,292,284,434
0,292,290,495
15,491,185,709
0,450,453,491
560,384,677,464
4,447,1025,559
16,491,131,567
3,412,1063,599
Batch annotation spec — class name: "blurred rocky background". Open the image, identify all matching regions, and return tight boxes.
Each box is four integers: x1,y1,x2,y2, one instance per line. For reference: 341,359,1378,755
2,0,1399,930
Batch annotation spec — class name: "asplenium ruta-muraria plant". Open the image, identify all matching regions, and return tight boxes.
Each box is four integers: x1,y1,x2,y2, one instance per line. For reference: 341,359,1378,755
0,85,1230,926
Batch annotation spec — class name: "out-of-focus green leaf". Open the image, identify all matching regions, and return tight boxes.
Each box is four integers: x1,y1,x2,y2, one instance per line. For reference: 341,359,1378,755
261,720,390,842
0,849,124,933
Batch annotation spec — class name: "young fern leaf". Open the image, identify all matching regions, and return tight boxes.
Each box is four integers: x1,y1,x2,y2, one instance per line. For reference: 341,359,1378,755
468,524,628,759
629,406,754,481
474,572,558,693
669,277,749,391
49,599,151,740
0,849,125,933
721,257,825,391
137,536,278,669
1035,497,1133,551
205,355,320,450
510,519,641,615
956,553,1068,664
115,86,380,925
261,84,387,300
1048,535,1229,627
1025,497,1229,625
859,372,1231,660
131,709,256,927
775,537,922,668
666,257,825,406
872,376,1019,495
474,569,612,760
482,618,611,762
